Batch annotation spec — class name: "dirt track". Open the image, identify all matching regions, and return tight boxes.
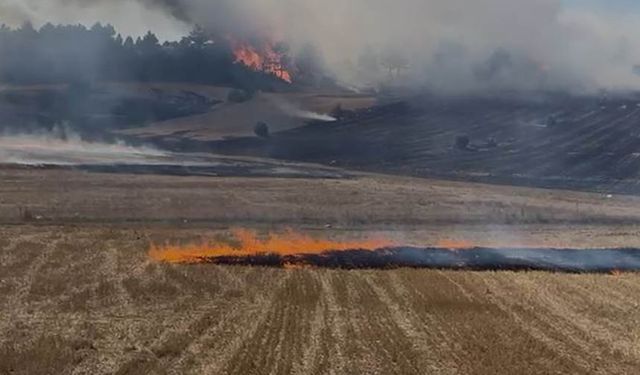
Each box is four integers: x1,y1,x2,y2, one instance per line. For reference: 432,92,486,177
1,226,639,374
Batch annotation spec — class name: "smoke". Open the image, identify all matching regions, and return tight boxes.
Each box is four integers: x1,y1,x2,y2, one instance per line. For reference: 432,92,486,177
3,0,640,92
295,111,336,123
0,129,167,165
133,0,640,92
269,96,336,122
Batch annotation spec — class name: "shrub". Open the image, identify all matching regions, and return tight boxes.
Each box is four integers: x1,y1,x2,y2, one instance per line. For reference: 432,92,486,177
254,122,270,138
330,104,344,119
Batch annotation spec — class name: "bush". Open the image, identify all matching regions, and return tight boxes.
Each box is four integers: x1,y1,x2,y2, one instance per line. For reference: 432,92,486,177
254,122,270,138
330,104,344,119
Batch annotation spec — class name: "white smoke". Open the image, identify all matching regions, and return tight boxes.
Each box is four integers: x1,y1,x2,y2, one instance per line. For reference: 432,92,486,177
0,131,168,165
295,111,337,122
148,0,640,92
269,96,336,122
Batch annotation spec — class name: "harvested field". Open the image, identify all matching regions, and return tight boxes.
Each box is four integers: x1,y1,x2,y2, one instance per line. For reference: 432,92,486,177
3,167,640,228
1,167,640,374
1,226,640,374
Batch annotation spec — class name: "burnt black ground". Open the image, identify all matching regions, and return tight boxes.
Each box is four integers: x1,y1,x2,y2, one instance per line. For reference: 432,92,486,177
202,247,640,273
154,93,640,195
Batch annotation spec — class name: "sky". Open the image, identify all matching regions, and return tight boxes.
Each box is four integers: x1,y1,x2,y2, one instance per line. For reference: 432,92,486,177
563,0,640,13
0,1,637,40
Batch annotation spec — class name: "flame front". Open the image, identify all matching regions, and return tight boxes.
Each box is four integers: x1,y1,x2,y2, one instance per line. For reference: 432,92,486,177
149,228,393,264
231,40,292,83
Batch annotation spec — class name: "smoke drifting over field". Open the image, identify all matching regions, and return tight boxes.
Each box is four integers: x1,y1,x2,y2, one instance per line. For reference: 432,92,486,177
0,132,166,165
270,97,336,122
2,0,640,92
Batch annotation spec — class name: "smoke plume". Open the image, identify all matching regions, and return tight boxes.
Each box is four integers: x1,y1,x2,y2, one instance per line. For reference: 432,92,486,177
2,0,640,92
0,130,167,165
269,96,336,122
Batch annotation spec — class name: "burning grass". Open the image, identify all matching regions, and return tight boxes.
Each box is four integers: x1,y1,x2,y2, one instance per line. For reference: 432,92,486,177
149,228,640,273
149,228,394,264
3,226,640,374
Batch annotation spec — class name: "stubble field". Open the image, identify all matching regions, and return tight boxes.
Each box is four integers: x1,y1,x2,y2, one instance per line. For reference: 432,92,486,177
1,167,640,374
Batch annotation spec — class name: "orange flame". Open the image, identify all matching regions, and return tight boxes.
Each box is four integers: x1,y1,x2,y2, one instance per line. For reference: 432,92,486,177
149,228,393,264
231,39,292,83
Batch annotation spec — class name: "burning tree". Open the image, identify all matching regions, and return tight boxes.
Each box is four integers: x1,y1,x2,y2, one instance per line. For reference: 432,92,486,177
231,38,293,83
265,42,291,81
0,23,291,89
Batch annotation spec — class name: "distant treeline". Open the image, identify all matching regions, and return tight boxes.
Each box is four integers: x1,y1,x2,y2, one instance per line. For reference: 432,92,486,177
0,22,303,90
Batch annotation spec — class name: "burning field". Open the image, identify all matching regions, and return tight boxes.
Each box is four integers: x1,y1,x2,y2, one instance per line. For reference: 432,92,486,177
150,228,640,273
4,1,640,373
3,224,640,375
1,169,640,374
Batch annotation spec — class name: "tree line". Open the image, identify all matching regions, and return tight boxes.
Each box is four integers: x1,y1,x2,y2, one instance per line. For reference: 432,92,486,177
0,22,300,89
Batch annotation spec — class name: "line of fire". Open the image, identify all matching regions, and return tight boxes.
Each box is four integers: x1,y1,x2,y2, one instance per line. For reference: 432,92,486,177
149,229,640,273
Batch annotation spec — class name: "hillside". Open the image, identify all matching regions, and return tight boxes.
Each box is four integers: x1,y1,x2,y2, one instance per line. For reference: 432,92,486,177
190,93,640,195
118,90,374,141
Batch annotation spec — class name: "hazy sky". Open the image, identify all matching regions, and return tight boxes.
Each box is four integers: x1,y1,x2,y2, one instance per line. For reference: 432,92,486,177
563,0,640,13
0,0,637,39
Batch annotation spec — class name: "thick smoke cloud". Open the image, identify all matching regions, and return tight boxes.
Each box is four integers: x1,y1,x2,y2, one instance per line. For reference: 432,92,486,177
2,0,640,92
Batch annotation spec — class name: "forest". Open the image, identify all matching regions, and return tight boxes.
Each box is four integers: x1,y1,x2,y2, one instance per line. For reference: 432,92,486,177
0,22,297,90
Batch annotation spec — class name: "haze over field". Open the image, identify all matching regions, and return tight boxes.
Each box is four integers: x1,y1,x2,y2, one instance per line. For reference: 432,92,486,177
1,0,640,92
0,131,167,165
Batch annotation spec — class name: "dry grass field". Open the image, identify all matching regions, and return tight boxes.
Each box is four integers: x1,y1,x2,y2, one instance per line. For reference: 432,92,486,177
1,167,640,374
118,87,375,141
3,167,640,229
